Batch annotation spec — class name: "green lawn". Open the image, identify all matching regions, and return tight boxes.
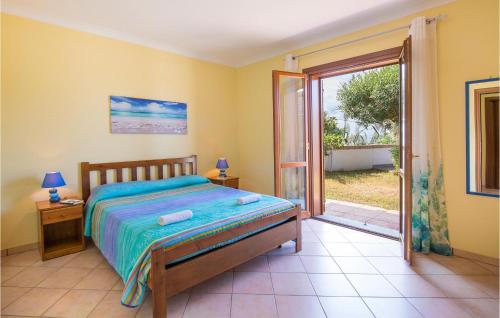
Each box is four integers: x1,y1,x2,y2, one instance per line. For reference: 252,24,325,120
324,169,399,210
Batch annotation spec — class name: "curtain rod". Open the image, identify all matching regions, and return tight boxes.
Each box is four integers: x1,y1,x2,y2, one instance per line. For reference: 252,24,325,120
292,15,445,60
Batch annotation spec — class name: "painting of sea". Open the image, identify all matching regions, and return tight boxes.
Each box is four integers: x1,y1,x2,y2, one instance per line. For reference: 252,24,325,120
110,95,187,134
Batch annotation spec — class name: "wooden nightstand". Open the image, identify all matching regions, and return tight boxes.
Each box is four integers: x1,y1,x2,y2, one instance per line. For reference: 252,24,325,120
36,200,85,261
208,176,239,189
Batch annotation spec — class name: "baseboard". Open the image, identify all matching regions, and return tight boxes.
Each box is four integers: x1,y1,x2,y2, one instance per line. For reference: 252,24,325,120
1,242,38,256
2,239,95,257
453,248,499,266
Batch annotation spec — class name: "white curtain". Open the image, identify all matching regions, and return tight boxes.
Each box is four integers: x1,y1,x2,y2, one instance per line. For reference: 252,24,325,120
284,54,298,72
280,54,305,207
410,17,452,255
283,53,300,164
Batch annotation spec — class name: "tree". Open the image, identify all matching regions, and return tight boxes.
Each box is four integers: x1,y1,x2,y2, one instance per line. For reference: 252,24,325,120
336,65,400,168
337,65,399,131
323,113,346,151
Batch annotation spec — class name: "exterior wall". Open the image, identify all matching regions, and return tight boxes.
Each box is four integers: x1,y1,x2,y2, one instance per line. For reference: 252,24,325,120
325,145,394,171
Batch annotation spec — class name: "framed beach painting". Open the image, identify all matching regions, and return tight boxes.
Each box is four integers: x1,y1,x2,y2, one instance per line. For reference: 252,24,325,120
110,95,187,134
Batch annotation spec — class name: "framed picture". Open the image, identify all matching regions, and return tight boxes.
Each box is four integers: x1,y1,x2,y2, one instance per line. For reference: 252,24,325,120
110,95,187,134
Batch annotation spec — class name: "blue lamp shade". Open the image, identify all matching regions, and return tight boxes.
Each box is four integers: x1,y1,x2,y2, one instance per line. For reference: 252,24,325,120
216,158,229,178
41,172,66,203
42,172,66,188
216,158,229,170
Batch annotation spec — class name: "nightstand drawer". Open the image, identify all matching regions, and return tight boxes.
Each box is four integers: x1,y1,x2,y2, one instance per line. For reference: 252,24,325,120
42,206,83,225
223,178,239,189
208,176,239,189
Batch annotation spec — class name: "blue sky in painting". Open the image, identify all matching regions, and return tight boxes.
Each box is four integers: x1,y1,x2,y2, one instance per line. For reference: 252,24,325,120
110,95,187,116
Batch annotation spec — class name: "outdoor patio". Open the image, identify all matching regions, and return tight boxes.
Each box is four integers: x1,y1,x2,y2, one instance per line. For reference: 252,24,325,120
323,199,400,237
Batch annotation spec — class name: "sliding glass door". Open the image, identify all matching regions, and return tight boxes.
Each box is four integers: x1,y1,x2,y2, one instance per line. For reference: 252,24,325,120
272,71,310,213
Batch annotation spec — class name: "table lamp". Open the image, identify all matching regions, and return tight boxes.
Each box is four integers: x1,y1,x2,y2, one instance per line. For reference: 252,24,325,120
42,172,66,203
216,158,229,178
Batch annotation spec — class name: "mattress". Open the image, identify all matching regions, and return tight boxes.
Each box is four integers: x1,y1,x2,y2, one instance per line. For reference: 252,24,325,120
84,175,294,307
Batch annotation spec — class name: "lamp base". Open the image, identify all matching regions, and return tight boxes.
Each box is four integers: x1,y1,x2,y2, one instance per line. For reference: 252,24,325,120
218,169,227,178
49,188,61,203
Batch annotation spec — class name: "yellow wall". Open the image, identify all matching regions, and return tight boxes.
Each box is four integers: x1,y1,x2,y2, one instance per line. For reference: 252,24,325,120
2,0,499,258
236,0,500,258
1,14,239,249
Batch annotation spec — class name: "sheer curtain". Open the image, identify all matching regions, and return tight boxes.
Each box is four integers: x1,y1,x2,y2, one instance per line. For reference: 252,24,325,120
283,54,300,165
280,54,305,207
410,17,452,255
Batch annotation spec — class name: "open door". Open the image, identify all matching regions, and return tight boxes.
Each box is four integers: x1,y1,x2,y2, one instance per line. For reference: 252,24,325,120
272,70,310,216
399,37,413,264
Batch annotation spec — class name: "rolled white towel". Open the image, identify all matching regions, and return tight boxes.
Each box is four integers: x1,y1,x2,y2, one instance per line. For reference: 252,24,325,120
157,210,193,226
237,194,262,205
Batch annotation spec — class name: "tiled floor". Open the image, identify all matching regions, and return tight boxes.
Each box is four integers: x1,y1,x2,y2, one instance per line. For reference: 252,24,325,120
1,219,498,317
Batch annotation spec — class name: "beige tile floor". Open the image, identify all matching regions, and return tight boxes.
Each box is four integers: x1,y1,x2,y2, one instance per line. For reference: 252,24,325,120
1,219,498,317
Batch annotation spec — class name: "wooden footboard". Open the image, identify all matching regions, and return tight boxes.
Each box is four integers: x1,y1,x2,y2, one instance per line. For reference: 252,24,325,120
150,204,302,318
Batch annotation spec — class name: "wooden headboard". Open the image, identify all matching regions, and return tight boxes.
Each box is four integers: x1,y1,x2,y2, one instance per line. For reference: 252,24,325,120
81,155,197,201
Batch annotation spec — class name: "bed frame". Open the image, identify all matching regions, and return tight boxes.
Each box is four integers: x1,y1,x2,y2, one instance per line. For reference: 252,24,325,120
81,155,302,318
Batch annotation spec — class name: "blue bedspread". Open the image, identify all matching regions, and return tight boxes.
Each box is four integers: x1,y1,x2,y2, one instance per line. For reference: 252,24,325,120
84,176,294,307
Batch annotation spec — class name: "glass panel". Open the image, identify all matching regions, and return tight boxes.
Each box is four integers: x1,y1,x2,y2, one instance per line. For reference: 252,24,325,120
399,62,405,171
281,167,306,209
400,177,406,237
279,76,306,163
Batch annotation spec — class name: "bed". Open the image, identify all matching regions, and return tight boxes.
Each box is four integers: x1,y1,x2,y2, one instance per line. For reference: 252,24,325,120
81,155,301,318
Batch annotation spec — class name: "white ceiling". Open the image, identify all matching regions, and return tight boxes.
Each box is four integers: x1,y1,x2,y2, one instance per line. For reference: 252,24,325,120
1,0,452,67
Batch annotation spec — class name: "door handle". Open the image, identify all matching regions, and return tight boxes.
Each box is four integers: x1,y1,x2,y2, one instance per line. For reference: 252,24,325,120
398,169,404,177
